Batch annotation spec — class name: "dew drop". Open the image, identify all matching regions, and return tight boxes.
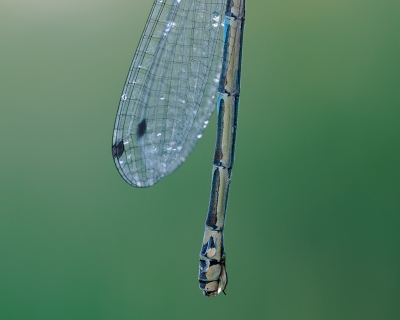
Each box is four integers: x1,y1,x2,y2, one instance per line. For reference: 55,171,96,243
212,12,221,27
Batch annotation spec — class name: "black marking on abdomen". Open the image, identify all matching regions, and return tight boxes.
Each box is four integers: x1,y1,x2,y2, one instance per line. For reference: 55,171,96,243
137,119,147,138
206,168,221,229
199,279,218,291
214,99,225,163
208,259,221,267
200,236,216,257
112,140,125,159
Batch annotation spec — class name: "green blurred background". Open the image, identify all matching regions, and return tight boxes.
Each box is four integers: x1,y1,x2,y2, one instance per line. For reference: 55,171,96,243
1,0,399,319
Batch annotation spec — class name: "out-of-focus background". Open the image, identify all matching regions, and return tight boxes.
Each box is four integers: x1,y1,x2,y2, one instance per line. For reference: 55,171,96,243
1,0,399,319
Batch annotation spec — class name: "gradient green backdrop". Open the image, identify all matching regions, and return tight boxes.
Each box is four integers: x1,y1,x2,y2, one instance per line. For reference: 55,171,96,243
1,0,399,319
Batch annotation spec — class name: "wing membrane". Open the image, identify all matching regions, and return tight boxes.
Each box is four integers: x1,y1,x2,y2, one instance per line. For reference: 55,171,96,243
112,0,227,187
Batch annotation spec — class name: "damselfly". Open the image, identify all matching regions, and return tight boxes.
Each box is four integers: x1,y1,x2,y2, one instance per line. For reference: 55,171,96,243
112,0,245,297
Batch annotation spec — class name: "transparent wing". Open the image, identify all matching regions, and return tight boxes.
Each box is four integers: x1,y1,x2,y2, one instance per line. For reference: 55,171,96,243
112,0,228,187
